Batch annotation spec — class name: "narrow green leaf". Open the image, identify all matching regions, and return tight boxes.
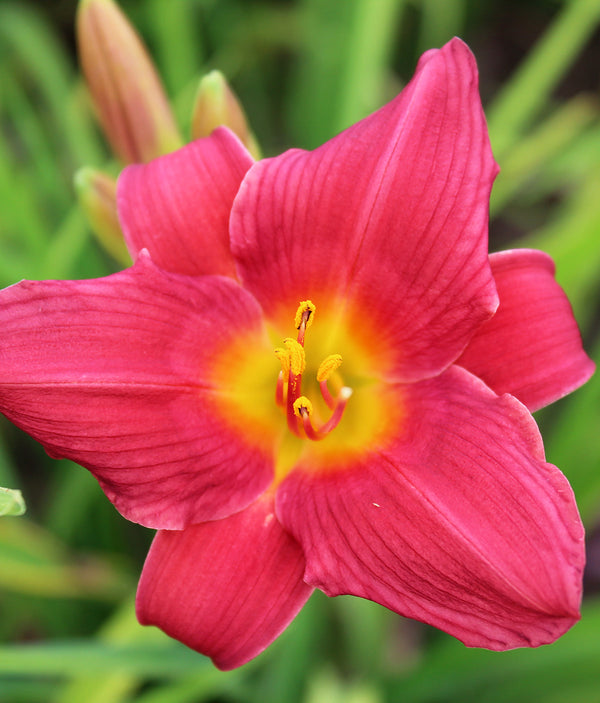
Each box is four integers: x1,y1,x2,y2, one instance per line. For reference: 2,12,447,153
126,671,245,703
39,207,95,281
542,340,600,525
0,3,105,167
518,168,600,329
385,598,600,703
305,667,382,703
1,68,71,221
331,0,407,136
0,518,132,600
490,95,598,216
417,0,466,55
487,0,600,158
289,0,405,147
146,0,203,98
0,641,205,678
0,433,19,488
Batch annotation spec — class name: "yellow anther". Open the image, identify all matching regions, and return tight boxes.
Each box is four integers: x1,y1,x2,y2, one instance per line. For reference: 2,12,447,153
293,396,313,418
294,300,316,330
274,347,290,377
316,354,343,383
283,338,306,375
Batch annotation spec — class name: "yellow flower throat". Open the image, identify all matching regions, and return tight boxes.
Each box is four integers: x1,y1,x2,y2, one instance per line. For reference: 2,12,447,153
210,296,402,478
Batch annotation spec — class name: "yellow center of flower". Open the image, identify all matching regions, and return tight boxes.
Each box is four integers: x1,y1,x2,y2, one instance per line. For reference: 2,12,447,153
210,298,401,482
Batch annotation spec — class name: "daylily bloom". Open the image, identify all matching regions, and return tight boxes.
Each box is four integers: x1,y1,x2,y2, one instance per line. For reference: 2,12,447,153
0,39,594,670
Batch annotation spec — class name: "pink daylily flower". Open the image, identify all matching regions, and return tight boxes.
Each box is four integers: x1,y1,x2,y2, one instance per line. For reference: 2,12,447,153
0,39,594,670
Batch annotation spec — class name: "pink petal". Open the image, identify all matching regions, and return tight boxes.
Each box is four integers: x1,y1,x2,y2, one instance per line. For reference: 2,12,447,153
0,253,274,529
457,249,595,412
276,366,584,649
231,38,498,380
136,492,313,670
118,128,253,277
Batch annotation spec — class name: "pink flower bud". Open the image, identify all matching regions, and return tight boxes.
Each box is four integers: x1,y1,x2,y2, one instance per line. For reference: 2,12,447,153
77,0,182,163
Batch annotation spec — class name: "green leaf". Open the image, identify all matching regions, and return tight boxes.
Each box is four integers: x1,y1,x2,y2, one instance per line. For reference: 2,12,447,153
416,0,466,55
288,0,406,147
490,95,599,216
0,640,206,678
385,598,600,703
519,167,600,330
0,518,132,599
487,0,600,158
0,486,25,517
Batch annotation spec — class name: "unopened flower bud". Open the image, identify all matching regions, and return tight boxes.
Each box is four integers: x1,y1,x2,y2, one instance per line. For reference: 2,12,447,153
74,167,131,264
191,70,261,159
77,0,182,163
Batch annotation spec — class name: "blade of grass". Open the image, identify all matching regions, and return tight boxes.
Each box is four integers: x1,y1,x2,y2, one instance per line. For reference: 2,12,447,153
332,0,406,136
487,0,600,158
518,168,600,329
0,3,105,167
384,598,600,703
146,0,203,98
541,340,600,525
289,0,405,148
0,517,132,600
39,206,104,281
0,429,19,488
416,0,466,55
1,69,71,221
53,596,241,703
0,680,59,703
490,94,599,216
0,108,51,263
0,640,204,678
535,121,600,196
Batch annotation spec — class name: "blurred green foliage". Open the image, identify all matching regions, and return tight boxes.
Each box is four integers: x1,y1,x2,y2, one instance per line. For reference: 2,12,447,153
1,0,600,701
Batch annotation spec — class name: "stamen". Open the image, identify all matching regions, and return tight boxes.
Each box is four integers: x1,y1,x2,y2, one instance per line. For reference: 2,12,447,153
317,387,353,435
294,300,316,331
274,347,290,377
275,300,352,441
275,371,285,407
317,354,343,409
294,388,353,441
294,300,315,345
316,354,342,382
293,396,313,418
283,338,305,375
293,396,321,441
274,347,290,407
282,339,305,438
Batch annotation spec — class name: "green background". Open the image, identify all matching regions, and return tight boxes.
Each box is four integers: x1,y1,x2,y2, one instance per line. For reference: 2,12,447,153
1,0,600,701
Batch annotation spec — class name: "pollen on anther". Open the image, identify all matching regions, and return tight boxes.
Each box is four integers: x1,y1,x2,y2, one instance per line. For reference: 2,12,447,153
283,338,306,375
293,396,313,418
274,347,290,376
294,300,316,330
317,354,343,382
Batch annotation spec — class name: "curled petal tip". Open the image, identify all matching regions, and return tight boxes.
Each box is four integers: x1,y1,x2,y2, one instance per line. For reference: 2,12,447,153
77,0,182,163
